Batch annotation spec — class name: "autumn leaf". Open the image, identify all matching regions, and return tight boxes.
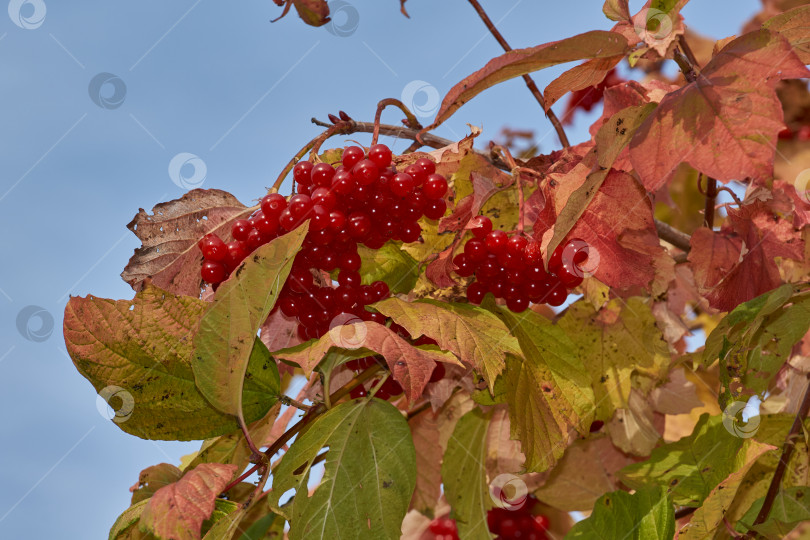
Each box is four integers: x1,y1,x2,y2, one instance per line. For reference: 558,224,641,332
442,408,493,540
269,399,415,540
192,224,307,421
630,0,689,56
408,408,443,514
688,201,805,312
372,297,520,390
357,241,421,294
121,189,253,297
424,30,632,131
63,284,280,440
603,0,630,21
629,29,810,191
292,0,329,27
736,486,810,539
566,485,675,540
543,56,625,110
271,320,459,401
140,463,237,540
763,4,810,63
130,463,183,504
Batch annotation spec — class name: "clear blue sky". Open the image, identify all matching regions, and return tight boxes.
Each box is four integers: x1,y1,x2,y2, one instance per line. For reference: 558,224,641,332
0,1,760,537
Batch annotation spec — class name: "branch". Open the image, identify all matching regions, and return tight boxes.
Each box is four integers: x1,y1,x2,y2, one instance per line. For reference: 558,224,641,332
656,220,692,252
371,98,422,146
743,374,810,537
702,174,718,229
465,0,570,148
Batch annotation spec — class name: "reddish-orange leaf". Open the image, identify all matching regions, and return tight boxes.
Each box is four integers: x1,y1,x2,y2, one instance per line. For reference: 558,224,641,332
544,56,625,111
629,29,810,192
292,0,330,27
140,463,237,540
424,30,632,131
121,189,253,297
763,5,810,63
687,201,805,311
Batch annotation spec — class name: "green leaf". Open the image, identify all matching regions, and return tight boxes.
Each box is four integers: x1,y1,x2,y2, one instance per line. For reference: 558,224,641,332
704,285,810,407
676,437,775,539
619,414,773,507
763,5,810,63
236,512,278,540
357,242,420,294
272,320,459,401
269,399,416,540
64,284,280,440
442,408,493,540
372,297,520,389
488,300,595,472
193,224,307,421
557,297,671,420
425,30,631,131
565,486,675,540
736,486,810,539
109,499,151,540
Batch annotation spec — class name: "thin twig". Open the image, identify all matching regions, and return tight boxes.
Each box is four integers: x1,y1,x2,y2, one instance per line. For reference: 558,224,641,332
371,98,422,147
743,374,810,537
465,0,570,148
679,35,701,71
655,219,692,252
673,47,698,84
279,395,312,412
238,416,266,464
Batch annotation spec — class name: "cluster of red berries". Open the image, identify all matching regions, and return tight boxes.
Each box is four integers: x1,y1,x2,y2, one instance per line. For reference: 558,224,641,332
453,215,589,312
197,143,449,342
345,335,445,400
778,124,810,141
428,506,551,540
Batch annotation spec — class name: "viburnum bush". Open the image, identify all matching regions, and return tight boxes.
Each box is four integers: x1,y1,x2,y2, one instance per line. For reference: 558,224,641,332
63,1,810,539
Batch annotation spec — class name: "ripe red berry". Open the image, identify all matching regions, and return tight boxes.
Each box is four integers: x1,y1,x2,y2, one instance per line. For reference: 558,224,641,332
289,194,313,219
331,169,356,195
359,285,376,305
404,164,427,187
349,385,367,399
279,295,301,317
464,238,488,263
398,221,421,243
367,144,392,168
201,261,226,283
467,281,487,304
507,235,528,257
506,295,529,313
336,286,358,310
310,187,336,211
391,172,415,197
328,210,346,231
309,204,330,231
546,281,568,306
199,234,226,262
260,193,287,218
453,253,475,277
371,280,390,300
347,212,372,240
352,159,380,186
293,161,313,185
470,215,492,239
414,157,436,176
429,361,446,382
311,162,335,188
534,515,550,531
231,219,252,241
339,251,361,271
485,230,508,256
423,174,448,199
424,199,447,220
338,270,361,288
342,146,365,169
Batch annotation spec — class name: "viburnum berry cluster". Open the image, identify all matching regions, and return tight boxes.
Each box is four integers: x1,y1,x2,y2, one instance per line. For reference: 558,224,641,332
452,215,589,313
197,142,449,341
428,501,551,540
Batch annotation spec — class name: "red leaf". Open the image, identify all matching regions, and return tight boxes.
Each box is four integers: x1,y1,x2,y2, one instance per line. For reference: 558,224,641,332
140,463,237,540
121,189,252,297
425,242,459,288
424,30,632,131
629,30,810,192
545,58,624,112
292,0,330,27
687,201,804,311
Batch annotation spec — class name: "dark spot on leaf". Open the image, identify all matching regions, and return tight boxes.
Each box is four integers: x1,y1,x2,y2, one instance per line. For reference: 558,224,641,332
382,480,393,488
670,479,678,486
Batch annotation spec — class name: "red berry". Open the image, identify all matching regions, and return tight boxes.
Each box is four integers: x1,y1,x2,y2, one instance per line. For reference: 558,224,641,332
310,227,335,246
231,219,252,241
379,377,403,398
453,253,475,277
254,214,279,237
347,212,372,240
338,270,361,288
342,146,365,169
371,280,389,300
309,204,330,231
336,286,358,310
201,261,226,283
328,210,346,231
534,515,550,531
424,199,447,220
414,157,436,176
506,295,529,313
311,187,337,211
467,281,487,304
464,238,488,263
507,235,528,257
224,241,249,270
311,162,335,188
398,221,421,243
261,193,288,218
246,228,269,251
589,420,604,433
368,144,392,168
199,234,226,262
279,295,301,317
546,281,568,306
331,169,356,195
429,361,446,382
339,251,361,271
404,164,427,186
423,174,448,199
289,194,313,219
391,172,415,197
499,518,519,538
352,159,380,186
485,230,508,255
523,241,544,266
349,385,367,399
470,215,492,239
359,285,376,305
293,161,313,185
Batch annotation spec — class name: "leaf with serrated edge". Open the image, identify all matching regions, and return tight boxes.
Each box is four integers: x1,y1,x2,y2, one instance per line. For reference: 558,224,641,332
64,284,280,440
566,485,675,540
425,30,631,131
357,241,421,294
677,438,775,539
122,189,253,297
372,297,519,390
268,399,415,540
442,408,493,540
488,300,595,472
193,224,307,421
140,463,238,540
272,320,459,402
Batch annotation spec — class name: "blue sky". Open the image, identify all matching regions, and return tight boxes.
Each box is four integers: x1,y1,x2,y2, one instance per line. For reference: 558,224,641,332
0,1,761,537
